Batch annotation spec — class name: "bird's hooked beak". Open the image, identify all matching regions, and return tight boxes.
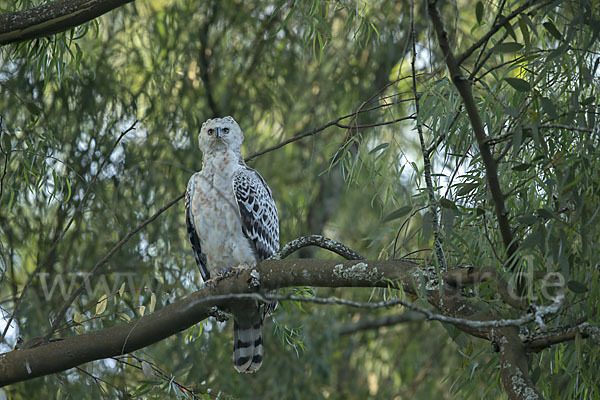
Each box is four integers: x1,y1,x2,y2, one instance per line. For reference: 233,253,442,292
215,127,223,139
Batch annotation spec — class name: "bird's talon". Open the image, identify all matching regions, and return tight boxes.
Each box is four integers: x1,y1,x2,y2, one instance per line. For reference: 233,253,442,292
209,306,229,322
204,275,225,288
233,262,251,275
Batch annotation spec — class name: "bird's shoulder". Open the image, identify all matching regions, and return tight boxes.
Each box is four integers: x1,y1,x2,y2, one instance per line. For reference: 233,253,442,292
234,164,273,196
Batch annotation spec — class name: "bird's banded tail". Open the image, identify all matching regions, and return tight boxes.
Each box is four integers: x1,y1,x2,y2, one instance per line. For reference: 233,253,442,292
233,318,264,373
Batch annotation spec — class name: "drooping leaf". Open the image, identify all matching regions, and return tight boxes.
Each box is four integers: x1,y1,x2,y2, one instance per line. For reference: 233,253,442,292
422,211,433,242
505,77,530,91
567,280,587,294
149,293,156,313
476,1,484,24
517,214,537,226
440,197,458,211
493,42,523,53
25,102,42,116
512,163,531,171
369,142,389,154
383,206,412,222
543,21,563,41
536,208,554,220
95,294,108,315
541,97,558,118
457,182,478,196
518,17,530,48
141,361,155,378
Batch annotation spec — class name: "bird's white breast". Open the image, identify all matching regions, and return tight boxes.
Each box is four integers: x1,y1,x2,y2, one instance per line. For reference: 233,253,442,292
190,151,256,276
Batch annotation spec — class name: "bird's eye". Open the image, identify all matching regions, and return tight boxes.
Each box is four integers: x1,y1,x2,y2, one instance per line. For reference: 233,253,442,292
223,128,229,134
207,129,214,136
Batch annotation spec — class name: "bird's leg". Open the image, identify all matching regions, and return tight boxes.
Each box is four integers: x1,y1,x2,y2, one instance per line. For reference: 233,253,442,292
247,269,261,291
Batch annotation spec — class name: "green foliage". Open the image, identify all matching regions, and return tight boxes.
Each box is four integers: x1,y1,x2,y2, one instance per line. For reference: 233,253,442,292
0,0,598,398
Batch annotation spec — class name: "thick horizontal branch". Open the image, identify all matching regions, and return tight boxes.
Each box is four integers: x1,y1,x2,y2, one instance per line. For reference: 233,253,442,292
0,259,418,386
0,0,134,46
0,255,568,386
0,255,574,388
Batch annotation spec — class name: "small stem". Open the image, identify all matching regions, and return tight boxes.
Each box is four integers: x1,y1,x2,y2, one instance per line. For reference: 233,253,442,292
411,0,446,270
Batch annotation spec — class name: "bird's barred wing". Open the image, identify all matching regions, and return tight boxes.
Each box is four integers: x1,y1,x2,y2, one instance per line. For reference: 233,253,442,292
186,174,210,281
233,167,279,261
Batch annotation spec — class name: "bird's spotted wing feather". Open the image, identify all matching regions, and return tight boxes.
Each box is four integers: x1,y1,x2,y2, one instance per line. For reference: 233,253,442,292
186,174,209,281
233,167,279,261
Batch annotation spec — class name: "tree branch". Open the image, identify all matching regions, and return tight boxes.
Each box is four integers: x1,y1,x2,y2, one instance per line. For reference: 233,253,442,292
0,256,566,386
410,0,446,270
0,258,417,386
206,291,560,330
271,234,365,260
427,0,518,261
244,107,408,162
525,321,600,352
0,0,134,46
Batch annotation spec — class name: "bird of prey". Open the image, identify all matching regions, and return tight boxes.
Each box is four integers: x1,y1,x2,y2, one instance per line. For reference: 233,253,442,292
185,116,279,373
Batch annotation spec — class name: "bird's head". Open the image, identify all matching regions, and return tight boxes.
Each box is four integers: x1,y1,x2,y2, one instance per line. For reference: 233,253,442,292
198,116,244,153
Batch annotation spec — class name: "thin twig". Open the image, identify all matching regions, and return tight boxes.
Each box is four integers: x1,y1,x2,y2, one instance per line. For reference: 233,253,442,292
392,205,428,258
425,107,462,156
245,109,411,162
334,115,414,130
111,355,204,399
539,124,593,133
339,311,426,335
76,366,126,396
482,213,505,264
185,291,564,331
468,28,511,80
469,0,508,79
0,118,8,202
